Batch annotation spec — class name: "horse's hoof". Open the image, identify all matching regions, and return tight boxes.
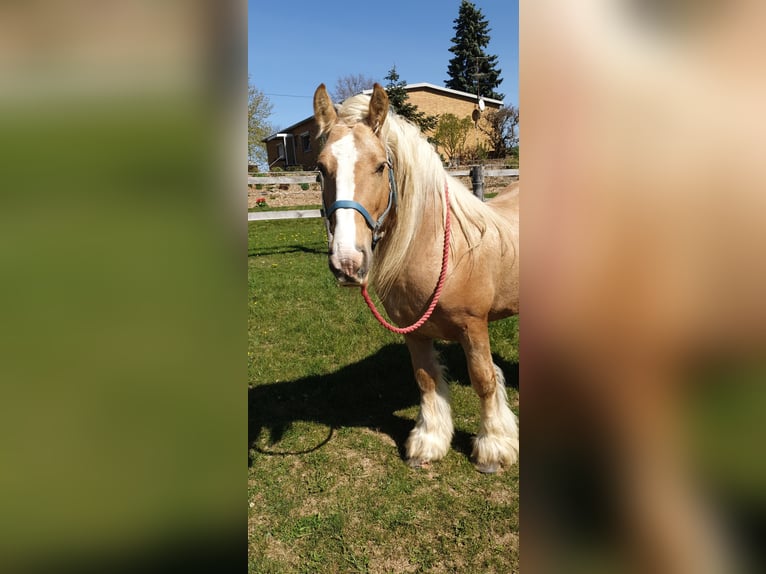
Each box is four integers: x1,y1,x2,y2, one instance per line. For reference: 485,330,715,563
407,458,431,470
475,461,500,474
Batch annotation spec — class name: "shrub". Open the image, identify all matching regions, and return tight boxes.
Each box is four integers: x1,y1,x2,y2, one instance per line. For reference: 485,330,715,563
475,143,489,162
432,113,472,166
300,183,310,191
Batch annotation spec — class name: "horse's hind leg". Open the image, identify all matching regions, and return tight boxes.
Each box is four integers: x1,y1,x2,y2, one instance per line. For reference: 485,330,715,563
460,322,519,473
404,335,453,467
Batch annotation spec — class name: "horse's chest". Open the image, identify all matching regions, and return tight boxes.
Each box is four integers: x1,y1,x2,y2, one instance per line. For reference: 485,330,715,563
380,285,424,325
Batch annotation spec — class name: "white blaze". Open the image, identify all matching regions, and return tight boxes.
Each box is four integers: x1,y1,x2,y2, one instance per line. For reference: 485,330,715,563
330,133,359,257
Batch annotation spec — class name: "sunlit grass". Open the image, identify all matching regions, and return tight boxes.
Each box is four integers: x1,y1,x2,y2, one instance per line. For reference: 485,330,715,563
248,218,519,573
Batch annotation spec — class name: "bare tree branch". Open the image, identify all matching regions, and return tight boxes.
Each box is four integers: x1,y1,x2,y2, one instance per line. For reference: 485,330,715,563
478,106,519,158
331,74,378,102
248,81,274,169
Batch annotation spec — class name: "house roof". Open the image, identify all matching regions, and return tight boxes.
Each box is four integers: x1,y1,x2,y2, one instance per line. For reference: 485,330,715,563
262,82,505,142
262,116,314,142
362,82,504,106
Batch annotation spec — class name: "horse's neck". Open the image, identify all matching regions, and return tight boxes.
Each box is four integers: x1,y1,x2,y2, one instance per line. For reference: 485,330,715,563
383,174,445,267
370,130,452,298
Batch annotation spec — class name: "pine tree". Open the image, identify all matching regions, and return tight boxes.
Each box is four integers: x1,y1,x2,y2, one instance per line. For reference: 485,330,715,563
445,0,504,101
384,66,438,133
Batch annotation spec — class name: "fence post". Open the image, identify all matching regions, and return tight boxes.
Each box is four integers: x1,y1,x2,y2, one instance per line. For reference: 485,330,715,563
470,165,485,201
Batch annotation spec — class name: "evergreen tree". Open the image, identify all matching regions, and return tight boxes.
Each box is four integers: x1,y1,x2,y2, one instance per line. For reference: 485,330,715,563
384,66,438,133
445,0,504,101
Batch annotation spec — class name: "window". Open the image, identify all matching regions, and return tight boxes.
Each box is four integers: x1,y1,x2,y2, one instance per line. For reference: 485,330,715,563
300,132,311,153
276,142,285,160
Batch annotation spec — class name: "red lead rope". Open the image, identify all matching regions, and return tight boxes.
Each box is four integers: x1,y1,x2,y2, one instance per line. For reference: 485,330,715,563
360,182,451,334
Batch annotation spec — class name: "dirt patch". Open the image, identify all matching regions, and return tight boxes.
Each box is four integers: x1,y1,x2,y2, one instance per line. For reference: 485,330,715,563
487,487,519,507
262,535,300,569
368,549,419,574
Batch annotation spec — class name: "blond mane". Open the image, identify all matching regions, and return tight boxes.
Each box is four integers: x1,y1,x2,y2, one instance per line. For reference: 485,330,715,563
335,93,512,298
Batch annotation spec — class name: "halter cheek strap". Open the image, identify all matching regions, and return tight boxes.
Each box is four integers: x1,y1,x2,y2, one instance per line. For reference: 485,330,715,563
322,157,398,250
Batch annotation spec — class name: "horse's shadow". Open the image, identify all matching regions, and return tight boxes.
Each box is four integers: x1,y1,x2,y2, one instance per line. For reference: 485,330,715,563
248,343,518,466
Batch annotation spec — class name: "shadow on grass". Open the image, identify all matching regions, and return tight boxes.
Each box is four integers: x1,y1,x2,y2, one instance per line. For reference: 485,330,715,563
437,342,519,391
248,244,326,258
248,343,518,467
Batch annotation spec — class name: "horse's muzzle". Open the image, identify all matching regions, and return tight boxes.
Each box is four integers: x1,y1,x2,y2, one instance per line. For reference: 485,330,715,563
328,248,369,286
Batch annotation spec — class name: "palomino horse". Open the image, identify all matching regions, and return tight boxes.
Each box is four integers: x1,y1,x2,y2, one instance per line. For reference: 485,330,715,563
313,83,519,473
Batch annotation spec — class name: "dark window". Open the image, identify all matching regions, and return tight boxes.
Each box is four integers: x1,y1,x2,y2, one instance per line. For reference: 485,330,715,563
300,132,311,153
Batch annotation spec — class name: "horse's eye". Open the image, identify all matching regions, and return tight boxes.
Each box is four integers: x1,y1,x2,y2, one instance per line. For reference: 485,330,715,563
376,162,386,174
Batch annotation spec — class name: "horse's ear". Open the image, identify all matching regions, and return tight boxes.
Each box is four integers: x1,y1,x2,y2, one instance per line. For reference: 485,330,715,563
368,83,388,135
313,84,337,135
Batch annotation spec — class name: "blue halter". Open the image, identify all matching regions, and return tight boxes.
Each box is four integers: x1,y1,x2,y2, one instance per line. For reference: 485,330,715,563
322,157,397,250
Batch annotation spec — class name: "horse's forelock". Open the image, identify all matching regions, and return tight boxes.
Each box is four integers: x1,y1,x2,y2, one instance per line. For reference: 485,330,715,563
336,93,371,123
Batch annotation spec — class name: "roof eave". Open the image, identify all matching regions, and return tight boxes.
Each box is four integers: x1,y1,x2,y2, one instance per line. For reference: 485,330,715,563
362,82,504,106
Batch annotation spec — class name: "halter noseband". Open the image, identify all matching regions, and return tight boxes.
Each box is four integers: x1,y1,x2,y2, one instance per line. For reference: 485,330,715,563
321,156,397,250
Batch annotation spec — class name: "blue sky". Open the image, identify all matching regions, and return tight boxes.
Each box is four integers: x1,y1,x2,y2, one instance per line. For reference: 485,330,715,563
249,0,519,131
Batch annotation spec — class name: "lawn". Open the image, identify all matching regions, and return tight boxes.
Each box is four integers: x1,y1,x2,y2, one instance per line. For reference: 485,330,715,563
248,218,519,573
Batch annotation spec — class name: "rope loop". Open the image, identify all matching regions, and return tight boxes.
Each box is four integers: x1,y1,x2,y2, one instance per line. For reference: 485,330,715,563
360,182,451,334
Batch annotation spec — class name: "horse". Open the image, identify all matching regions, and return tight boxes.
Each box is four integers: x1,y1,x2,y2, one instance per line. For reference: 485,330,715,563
312,82,519,473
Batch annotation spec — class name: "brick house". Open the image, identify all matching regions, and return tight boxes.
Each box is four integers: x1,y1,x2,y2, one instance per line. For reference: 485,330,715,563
263,83,503,170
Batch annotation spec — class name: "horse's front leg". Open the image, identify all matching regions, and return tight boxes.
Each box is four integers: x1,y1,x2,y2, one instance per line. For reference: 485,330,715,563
403,335,454,468
460,321,519,473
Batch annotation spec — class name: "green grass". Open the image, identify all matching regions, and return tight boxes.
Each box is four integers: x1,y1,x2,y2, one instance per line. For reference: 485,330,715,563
249,218,519,573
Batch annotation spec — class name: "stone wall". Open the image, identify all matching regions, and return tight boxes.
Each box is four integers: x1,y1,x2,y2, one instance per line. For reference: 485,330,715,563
248,174,518,209
248,182,322,209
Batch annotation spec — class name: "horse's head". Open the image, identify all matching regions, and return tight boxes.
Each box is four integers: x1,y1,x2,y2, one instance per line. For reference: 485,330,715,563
313,83,395,286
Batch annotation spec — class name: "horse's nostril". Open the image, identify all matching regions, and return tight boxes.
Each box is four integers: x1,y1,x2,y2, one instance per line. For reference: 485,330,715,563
328,250,369,285
339,259,366,283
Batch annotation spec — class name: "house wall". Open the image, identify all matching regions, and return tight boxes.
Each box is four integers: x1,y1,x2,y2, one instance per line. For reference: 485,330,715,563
264,118,322,170
405,86,501,159
294,121,321,169
264,140,284,170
